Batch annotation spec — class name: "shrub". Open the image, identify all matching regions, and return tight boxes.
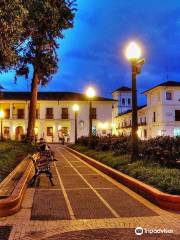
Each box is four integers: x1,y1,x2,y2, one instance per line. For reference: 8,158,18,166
70,144,180,194
76,136,180,168
139,136,180,167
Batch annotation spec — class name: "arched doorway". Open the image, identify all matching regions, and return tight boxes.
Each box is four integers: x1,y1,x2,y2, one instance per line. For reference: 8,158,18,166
15,126,24,141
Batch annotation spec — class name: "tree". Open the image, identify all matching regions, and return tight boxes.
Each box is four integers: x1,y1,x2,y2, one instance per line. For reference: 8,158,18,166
0,0,27,72
16,0,76,142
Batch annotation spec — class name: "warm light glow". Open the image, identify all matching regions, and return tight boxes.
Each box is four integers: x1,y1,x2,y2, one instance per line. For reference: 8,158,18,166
0,110,4,119
58,125,62,131
125,41,142,60
111,123,116,128
13,126,16,134
73,104,80,112
86,87,95,98
98,122,109,130
34,127,38,135
137,129,141,138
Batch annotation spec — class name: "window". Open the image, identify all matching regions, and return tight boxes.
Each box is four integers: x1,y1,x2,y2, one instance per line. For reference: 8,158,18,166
174,128,180,136
36,109,39,119
46,108,53,119
144,129,147,138
166,91,172,100
4,127,10,138
91,108,97,119
17,109,24,119
128,98,131,105
144,117,146,124
47,127,53,136
79,120,84,128
153,112,156,122
61,127,68,136
122,98,125,105
62,108,68,119
4,109,10,119
175,110,180,121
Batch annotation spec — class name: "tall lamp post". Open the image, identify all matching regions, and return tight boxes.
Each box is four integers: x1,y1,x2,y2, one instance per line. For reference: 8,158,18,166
0,110,5,141
86,87,95,145
73,104,79,144
125,42,145,161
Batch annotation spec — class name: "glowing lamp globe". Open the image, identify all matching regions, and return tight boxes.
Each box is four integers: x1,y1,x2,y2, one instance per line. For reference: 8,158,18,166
125,42,142,60
73,104,80,112
86,87,95,98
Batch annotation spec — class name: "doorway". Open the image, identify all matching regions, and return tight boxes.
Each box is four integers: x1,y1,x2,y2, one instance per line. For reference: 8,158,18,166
15,126,24,141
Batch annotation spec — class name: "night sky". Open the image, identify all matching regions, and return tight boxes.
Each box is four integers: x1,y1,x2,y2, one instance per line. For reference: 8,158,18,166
1,0,180,105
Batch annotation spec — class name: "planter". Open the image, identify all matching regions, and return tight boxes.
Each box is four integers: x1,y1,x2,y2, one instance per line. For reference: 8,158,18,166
67,147,180,211
0,155,34,217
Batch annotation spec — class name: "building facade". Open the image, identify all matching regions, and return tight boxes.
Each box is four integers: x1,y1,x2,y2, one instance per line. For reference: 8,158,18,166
0,92,114,142
112,81,180,139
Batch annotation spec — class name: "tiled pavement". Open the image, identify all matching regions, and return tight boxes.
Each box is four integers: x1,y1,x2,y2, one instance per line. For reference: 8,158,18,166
0,145,180,240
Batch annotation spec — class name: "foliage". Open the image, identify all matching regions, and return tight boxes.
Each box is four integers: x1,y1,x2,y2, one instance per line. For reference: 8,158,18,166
16,0,76,84
0,1,76,142
77,136,180,167
0,0,27,71
123,161,180,195
0,141,36,182
70,144,180,195
139,136,180,167
16,0,76,142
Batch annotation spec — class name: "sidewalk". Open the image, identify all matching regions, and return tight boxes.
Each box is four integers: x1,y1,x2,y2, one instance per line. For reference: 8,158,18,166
0,145,179,240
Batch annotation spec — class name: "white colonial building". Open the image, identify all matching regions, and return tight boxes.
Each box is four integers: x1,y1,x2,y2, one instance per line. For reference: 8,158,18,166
112,81,180,139
0,91,114,142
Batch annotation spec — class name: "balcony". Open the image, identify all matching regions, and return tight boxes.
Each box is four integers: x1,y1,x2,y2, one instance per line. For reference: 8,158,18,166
46,114,54,119
121,124,131,129
61,114,69,120
17,114,25,119
138,121,147,126
4,110,10,119
12,114,25,119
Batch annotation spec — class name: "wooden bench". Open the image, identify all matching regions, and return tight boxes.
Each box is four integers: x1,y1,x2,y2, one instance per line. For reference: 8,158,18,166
30,149,56,186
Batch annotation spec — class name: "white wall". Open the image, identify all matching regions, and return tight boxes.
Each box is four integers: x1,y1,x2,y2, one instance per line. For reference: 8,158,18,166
0,100,113,142
113,85,180,139
112,91,132,115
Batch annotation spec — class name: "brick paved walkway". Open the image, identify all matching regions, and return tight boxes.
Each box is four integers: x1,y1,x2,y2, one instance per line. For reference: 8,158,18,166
0,145,180,240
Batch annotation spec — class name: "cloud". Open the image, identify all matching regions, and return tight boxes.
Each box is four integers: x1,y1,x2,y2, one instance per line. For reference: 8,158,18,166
1,0,180,101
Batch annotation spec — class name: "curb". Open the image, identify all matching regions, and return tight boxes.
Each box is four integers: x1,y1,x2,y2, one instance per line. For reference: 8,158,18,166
0,156,34,217
67,147,180,211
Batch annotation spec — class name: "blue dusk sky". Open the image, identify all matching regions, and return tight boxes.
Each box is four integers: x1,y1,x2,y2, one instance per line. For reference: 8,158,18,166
1,0,180,104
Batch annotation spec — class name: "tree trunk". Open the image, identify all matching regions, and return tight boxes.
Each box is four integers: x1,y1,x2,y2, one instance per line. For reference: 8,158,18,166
26,69,39,143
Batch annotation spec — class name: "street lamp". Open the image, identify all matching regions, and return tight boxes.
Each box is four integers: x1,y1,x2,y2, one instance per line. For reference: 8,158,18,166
86,87,95,145
73,104,79,144
125,41,145,161
0,110,5,141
